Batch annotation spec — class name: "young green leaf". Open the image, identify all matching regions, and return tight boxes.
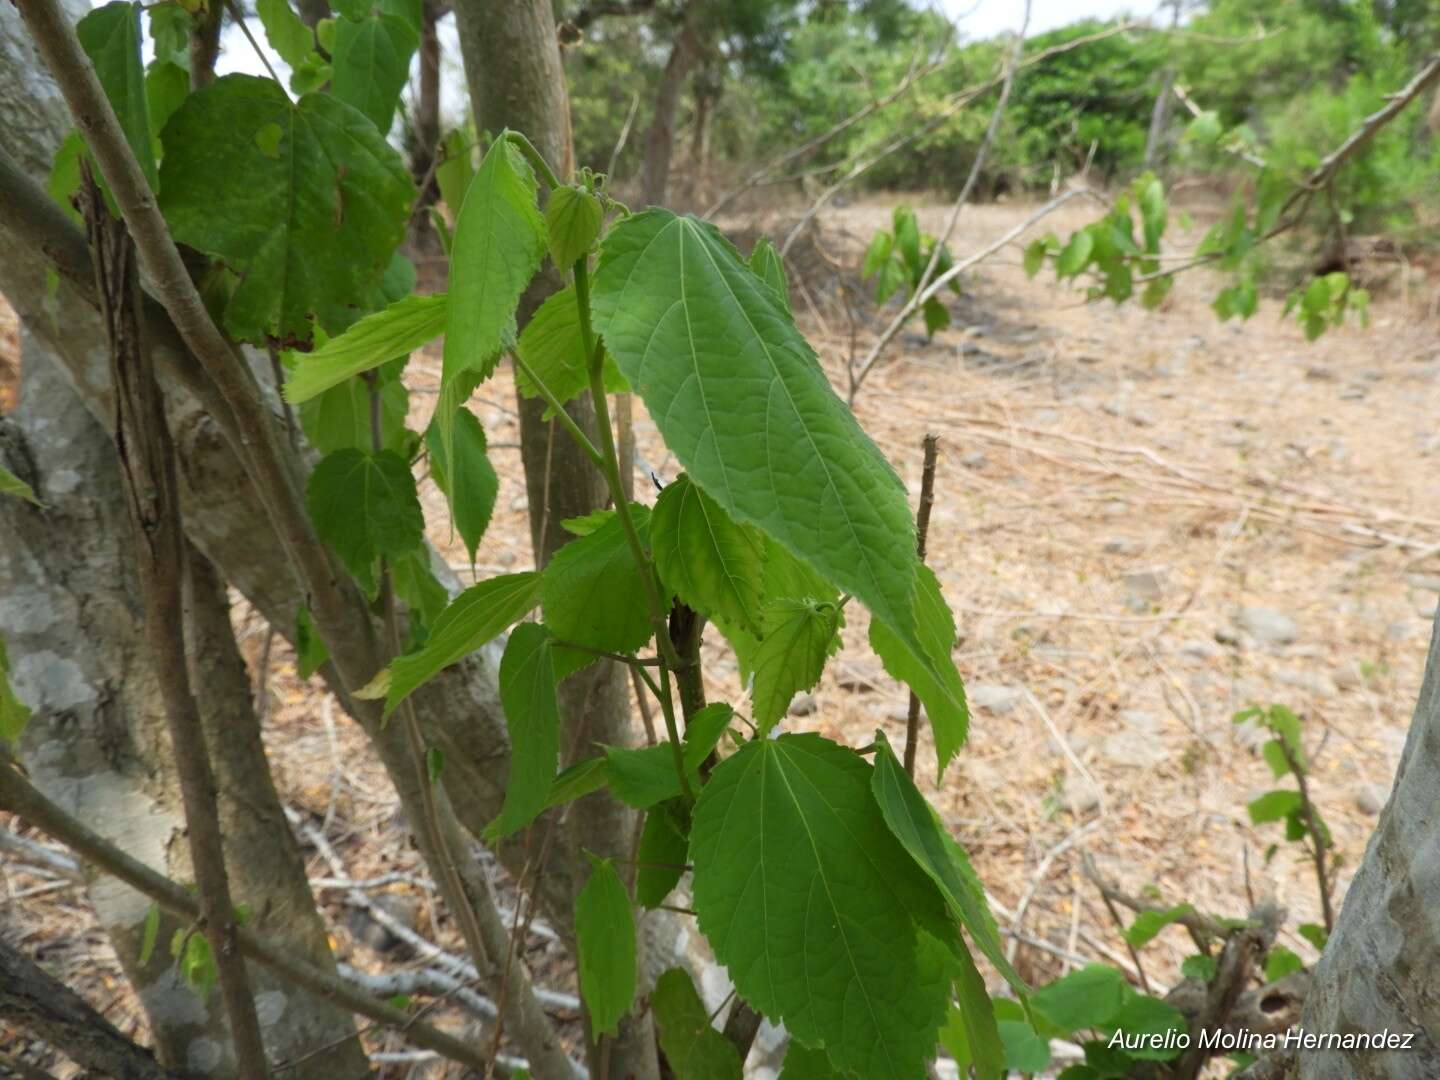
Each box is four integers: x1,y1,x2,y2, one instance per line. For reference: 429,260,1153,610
137,903,162,967
870,734,1026,996
682,702,734,775
295,605,330,679
690,734,953,1079
331,12,418,134
544,756,611,810
442,137,545,400
426,408,498,566
0,463,40,507
748,237,790,313
1124,904,1195,949
604,743,695,809
284,293,446,404
1297,923,1328,951
652,476,765,637
545,185,604,269
144,60,189,138
255,0,331,94
435,130,475,217
485,623,560,840
748,599,841,734
298,374,409,454
997,1015,1051,1074
1265,944,1304,983
636,802,689,909
381,571,542,712
541,507,654,656
391,550,449,630
590,210,920,646
0,638,31,745
575,854,636,1038
1180,954,1216,982
861,229,893,280
1023,239,1047,278
78,3,156,190
893,205,922,275
921,295,950,339
158,75,414,342
1247,789,1303,825
944,945,1006,1080
513,285,627,414
870,565,968,774
651,967,742,1080
305,448,424,595
1109,993,1186,1060
1056,230,1095,278
777,1042,838,1078
1029,965,1126,1032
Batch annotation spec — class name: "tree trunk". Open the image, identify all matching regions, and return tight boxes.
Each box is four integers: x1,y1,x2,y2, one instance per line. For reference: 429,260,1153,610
450,2,659,1076
639,5,702,209
0,334,366,1079
1296,607,1440,1078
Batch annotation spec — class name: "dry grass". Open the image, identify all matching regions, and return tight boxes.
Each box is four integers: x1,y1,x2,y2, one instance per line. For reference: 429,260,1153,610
3,194,1439,1075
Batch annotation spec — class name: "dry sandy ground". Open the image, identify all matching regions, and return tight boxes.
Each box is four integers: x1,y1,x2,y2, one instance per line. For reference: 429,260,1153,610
3,195,1439,1075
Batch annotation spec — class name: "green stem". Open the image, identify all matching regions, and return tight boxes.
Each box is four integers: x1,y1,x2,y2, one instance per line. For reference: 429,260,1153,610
502,130,561,190
509,350,605,468
656,664,694,802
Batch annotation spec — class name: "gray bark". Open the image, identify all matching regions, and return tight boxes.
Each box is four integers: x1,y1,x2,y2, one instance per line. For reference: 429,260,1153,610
639,5,702,209
1297,606,1440,1078
450,2,659,1075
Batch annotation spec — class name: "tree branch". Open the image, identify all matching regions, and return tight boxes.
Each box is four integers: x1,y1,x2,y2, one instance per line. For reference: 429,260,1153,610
0,938,191,1080
0,753,495,1074
80,169,268,1079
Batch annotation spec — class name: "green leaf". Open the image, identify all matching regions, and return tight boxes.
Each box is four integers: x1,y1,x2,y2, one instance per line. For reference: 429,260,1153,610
652,968,742,1080
541,507,654,656
1265,945,1304,982
682,702,734,775
893,206,922,275
652,475,765,637
435,130,475,216
605,743,693,809
426,745,445,783
442,137,545,400
391,551,449,634
1,638,31,746
1124,904,1195,949
381,572,542,713
284,294,446,404
748,237,790,313
921,296,949,339
255,0,330,94
305,449,423,595
331,12,418,134
942,947,1005,1080
137,904,162,967
545,185,604,269
1261,740,1290,780
1056,230,1095,278
295,605,330,679
869,565,968,775
575,854,636,1038
1108,994,1186,1060
0,463,40,507
485,623,559,840
1030,965,1127,1033
1021,240,1045,279
591,210,920,647
870,734,1025,996
1298,923,1328,951
544,756,610,810
778,1042,838,1079
426,408,498,566
861,230,893,279
159,75,414,342
636,802,690,909
298,374,409,454
513,285,627,414
144,60,189,142
749,599,841,734
172,929,218,999
47,131,85,226
1247,789,1302,825
690,734,953,1079
997,1016,1051,1074
78,3,156,191
1180,953,1216,982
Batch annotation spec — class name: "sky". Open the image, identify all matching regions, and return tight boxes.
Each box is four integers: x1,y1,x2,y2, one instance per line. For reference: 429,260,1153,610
943,0,1165,39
